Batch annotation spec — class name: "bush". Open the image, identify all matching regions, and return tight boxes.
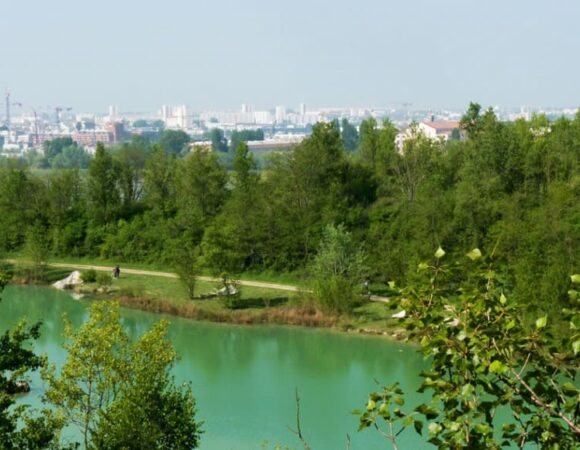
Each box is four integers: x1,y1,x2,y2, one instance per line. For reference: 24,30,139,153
309,225,367,314
223,293,243,310
313,276,360,314
96,272,112,288
81,269,97,283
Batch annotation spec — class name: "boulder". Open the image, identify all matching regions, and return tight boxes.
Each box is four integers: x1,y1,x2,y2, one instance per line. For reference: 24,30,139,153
52,271,83,290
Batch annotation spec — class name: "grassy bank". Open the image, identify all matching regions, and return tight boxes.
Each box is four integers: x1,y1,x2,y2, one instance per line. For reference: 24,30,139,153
2,259,404,337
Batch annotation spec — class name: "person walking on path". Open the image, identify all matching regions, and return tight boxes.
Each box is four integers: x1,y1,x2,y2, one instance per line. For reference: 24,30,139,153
113,265,121,279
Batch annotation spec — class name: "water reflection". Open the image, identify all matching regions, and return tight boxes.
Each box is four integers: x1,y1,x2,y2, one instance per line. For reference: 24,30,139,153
1,286,430,450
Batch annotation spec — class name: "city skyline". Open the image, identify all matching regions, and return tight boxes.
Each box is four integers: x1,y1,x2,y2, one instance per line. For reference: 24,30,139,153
1,0,580,111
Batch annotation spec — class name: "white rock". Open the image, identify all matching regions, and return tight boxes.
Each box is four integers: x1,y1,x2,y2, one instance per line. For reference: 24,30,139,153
52,271,83,290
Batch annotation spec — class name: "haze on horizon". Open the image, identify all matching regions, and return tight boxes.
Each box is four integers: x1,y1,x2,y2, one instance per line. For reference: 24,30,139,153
1,0,579,112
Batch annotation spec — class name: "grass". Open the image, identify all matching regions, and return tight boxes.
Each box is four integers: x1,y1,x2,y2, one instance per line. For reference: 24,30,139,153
75,272,339,328
2,257,402,337
79,273,401,335
6,253,308,287
236,269,308,287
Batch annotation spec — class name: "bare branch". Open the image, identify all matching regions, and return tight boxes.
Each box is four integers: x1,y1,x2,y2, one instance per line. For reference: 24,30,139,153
288,388,312,450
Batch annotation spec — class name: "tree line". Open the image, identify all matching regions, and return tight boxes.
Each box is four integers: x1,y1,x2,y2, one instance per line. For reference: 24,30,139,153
0,102,579,448
0,103,578,314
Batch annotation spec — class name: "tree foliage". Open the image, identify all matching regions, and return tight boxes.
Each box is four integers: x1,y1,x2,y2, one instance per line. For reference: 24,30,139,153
309,224,367,313
43,301,201,449
0,272,66,450
0,102,576,317
359,249,580,449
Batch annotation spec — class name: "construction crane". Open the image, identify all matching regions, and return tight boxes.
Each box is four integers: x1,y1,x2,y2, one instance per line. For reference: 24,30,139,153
4,91,10,129
55,106,72,128
11,101,42,147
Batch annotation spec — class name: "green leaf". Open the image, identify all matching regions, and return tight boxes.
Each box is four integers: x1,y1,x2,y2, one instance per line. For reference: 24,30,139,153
573,339,580,356
535,315,548,329
466,248,482,261
461,384,474,397
474,423,492,434
570,274,580,284
561,382,578,395
505,320,516,331
499,294,507,305
388,281,396,289
489,360,508,374
366,399,376,411
434,247,446,259
402,415,414,427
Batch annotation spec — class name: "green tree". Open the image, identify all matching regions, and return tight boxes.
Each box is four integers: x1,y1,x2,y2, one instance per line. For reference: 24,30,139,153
159,129,191,156
359,249,580,449
0,272,66,449
87,143,120,225
340,118,359,152
459,102,483,138
392,123,441,203
171,241,201,300
143,146,177,218
46,170,86,256
22,223,50,283
176,150,228,229
42,137,75,160
50,145,91,169
201,143,259,275
309,224,367,313
113,142,149,213
0,168,46,251
208,128,228,152
43,301,201,449
358,117,380,170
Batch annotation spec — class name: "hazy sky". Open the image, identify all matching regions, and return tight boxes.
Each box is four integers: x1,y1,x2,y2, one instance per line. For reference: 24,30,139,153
1,0,579,112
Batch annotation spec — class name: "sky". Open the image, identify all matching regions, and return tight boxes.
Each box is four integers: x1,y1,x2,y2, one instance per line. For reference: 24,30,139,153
1,0,579,113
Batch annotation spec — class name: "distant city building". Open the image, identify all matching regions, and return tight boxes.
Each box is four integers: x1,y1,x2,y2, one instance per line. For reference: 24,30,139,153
72,130,113,147
161,105,188,129
275,105,286,123
105,122,129,143
254,110,273,125
108,105,118,118
417,120,461,141
246,135,305,152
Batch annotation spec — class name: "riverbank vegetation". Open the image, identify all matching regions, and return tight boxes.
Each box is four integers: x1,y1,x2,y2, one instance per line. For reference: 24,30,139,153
0,276,201,449
2,260,400,335
359,251,579,449
1,102,579,447
0,104,578,325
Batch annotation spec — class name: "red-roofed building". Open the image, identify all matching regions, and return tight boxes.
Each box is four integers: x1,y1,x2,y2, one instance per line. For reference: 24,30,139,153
417,120,462,141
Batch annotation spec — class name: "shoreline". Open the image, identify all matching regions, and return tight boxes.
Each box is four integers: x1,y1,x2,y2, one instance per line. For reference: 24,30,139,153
96,289,407,340
4,259,403,341
9,278,406,341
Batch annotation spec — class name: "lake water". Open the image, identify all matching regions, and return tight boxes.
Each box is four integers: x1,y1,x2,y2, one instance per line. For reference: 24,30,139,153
1,285,429,449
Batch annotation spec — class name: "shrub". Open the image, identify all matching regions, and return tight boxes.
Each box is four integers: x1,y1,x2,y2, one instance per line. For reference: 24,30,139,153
96,272,112,288
223,293,243,310
81,269,97,283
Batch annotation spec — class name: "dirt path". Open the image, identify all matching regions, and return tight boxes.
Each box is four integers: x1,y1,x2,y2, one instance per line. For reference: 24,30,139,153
8,260,389,303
